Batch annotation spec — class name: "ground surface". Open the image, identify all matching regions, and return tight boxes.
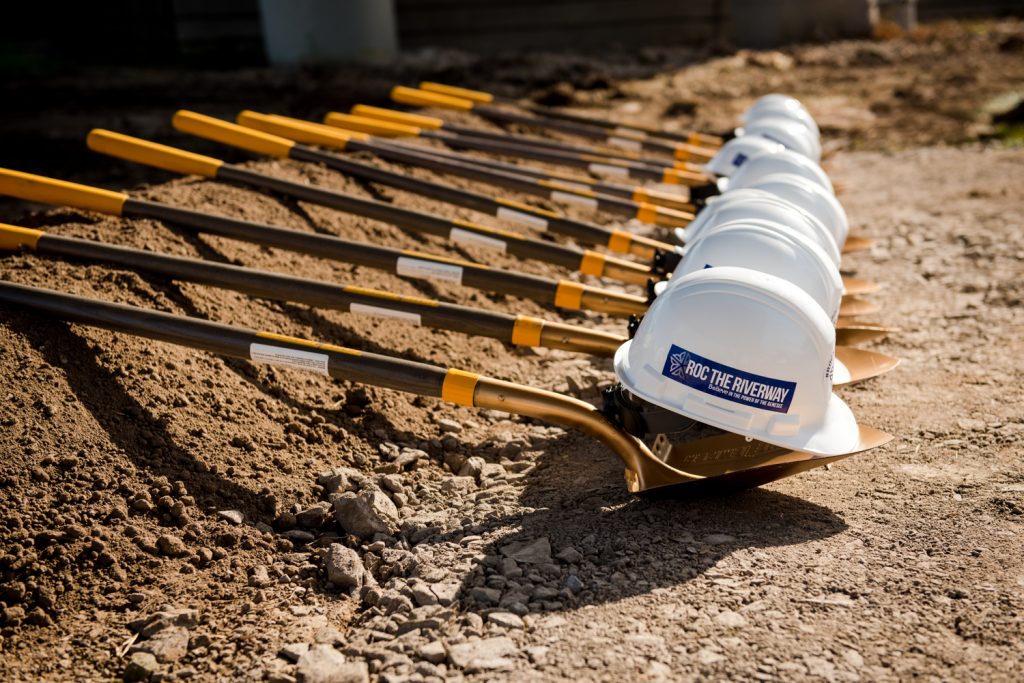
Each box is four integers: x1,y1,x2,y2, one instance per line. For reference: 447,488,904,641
1,20,1022,683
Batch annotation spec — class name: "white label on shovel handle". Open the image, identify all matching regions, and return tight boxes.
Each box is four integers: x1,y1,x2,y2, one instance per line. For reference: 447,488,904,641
551,191,599,209
449,227,507,253
396,257,464,284
496,207,549,230
607,137,642,151
349,303,422,326
250,343,329,376
588,163,630,177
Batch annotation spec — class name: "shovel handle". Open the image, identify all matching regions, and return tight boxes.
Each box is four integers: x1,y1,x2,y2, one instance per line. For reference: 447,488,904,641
351,104,444,130
172,111,295,159
391,86,475,112
238,111,358,149
419,82,494,104
0,167,129,216
88,129,224,179
322,112,420,138
0,223,43,251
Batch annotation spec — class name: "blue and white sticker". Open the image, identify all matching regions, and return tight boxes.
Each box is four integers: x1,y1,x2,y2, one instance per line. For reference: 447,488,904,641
731,152,749,168
662,344,796,413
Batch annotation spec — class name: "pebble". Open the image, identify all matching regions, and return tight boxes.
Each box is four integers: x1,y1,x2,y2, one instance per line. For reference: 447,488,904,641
323,543,365,589
447,636,516,672
430,582,460,606
131,625,190,663
500,537,551,565
156,534,188,558
486,611,525,629
714,610,748,629
457,457,485,479
565,575,584,594
317,467,366,495
470,586,502,605
296,644,368,683
436,418,463,434
123,651,158,682
555,546,584,564
417,641,447,664
217,510,244,525
334,493,396,539
249,565,273,588
279,642,310,663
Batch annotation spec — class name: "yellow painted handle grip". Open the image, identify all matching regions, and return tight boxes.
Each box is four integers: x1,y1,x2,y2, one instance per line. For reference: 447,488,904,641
419,82,494,104
0,167,128,216
351,104,444,130
236,111,355,150
391,86,474,112
0,223,43,251
88,129,224,179
323,112,420,138
173,111,295,159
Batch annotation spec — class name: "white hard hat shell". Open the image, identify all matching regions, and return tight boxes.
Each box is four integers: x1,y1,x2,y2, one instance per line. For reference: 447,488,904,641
614,266,862,455
704,136,783,177
727,148,833,194
741,116,821,162
672,219,843,323
743,173,849,247
743,98,821,138
673,188,841,265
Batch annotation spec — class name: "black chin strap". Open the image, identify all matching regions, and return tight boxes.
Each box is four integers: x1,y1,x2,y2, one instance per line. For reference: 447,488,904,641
601,384,696,439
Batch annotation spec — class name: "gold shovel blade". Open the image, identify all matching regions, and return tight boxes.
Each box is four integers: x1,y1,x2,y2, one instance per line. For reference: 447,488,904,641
842,234,874,254
841,274,881,296
839,295,880,318
835,345,901,384
835,323,898,346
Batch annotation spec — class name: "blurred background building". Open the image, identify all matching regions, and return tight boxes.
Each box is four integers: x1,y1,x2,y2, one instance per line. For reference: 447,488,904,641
1,0,1020,68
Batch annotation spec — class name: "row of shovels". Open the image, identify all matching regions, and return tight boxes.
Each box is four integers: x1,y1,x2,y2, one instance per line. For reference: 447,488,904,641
0,84,896,493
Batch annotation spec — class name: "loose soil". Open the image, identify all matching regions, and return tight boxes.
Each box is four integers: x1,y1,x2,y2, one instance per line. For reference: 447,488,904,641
1,19,1022,683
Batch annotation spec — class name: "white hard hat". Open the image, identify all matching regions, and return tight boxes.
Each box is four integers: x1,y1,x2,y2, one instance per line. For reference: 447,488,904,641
671,219,843,323
726,148,833,194
704,136,783,177
741,116,821,162
673,189,841,265
614,266,865,456
743,98,821,138
746,94,809,117
742,173,849,247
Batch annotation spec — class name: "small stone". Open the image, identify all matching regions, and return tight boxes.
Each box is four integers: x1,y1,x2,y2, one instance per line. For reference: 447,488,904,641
132,626,190,663
555,547,584,564
471,586,502,605
500,537,551,565
437,418,462,434
334,492,397,539
565,575,584,594
318,467,365,494
417,640,447,664
139,607,199,638
447,636,516,671
703,533,736,545
409,580,439,607
714,610,748,629
525,646,549,665
296,504,331,528
279,642,310,663
458,456,485,479
123,651,159,682
486,611,525,629
156,534,187,558
296,644,368,683
323,544,365,590
430,581,461,606
217,510,244,525
249,565,273,588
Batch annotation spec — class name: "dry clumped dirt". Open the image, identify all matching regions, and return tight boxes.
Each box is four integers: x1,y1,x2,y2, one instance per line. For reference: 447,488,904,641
1,20,1023,683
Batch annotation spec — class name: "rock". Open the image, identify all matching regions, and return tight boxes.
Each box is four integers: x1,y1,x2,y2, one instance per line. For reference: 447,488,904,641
217,509,244,525
249,565,273,588
139,607,199,638
486,611,525,629
334,492,396,539
132,626,190,663
318,467,365,495
323,544,365,589
409,580,439,607
437,418,462,434
703,533,736,546
555,546,584,564
430,581,461,606
123,651,159,682
714,610,747,629
457,456,485,479
565,575,584,594
296,644,369,683
525,646,549,665
500,557,523,578
156,534,188,557
285,529,316,545
447,636,517,671
267,675,297,683
279,642,310,663
417,640,447,664
500,537,551,565
393,449,425,470
296,503,331,528
443,452,467,474
470,586,502,605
